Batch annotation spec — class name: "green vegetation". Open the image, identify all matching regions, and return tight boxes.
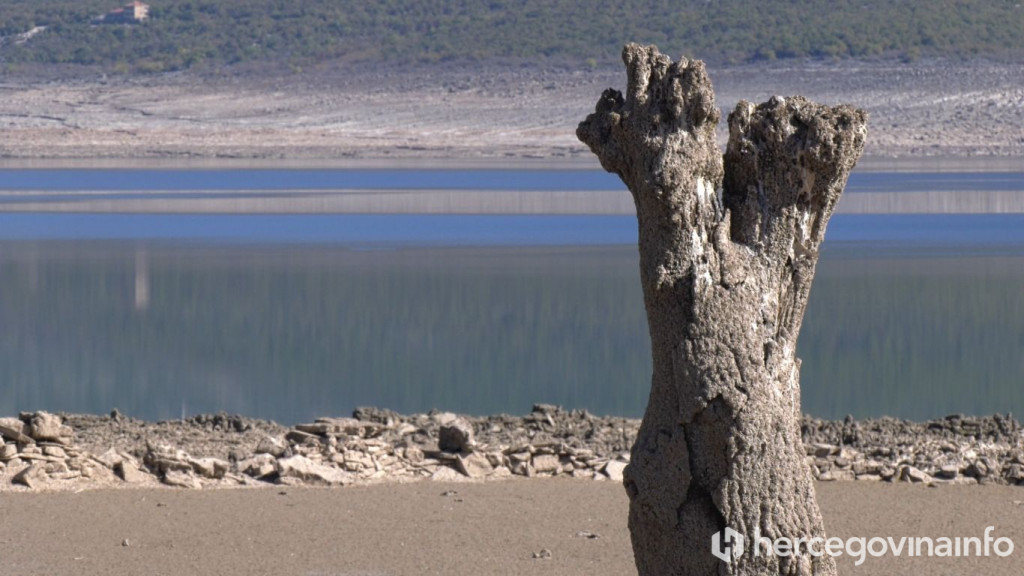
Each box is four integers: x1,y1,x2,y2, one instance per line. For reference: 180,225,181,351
1,0,1023,72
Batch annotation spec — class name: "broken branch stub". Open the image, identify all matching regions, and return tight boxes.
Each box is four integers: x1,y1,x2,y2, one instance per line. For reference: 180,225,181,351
578,44,867,576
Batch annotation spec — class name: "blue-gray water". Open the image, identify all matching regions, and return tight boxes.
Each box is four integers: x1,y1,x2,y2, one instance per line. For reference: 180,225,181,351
0,169,1022,423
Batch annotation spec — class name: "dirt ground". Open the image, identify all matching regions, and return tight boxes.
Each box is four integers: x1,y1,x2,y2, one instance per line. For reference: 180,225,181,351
0,480,1021,575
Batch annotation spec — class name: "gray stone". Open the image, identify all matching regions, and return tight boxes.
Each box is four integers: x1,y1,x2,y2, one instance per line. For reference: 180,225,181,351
163,470,201,489
455,451,493,479
602,460,627,483
114,460,146,483
811,444,838,458
1007,463,1023,482
532,454,560,474
144,445,192,475
190,457,229,479
937,464,961,479
284,429,320,445
25,411,73,444
510,461,534,477
12,464,47,489
95,448,124,469
432,412,458,426
275,455,349,485
0,443,18,462
402,445,425,463
255,436,287,457
237,454,277,478
430,465,465,482
42,445,66,459
0,417,31,444
438,418,474,453
898,465,933,484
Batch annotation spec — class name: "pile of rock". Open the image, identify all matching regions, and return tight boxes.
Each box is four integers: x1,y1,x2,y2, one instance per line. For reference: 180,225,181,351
0,406,636,490
3,408,1023,490
802,413,1024,485
1,412,100,489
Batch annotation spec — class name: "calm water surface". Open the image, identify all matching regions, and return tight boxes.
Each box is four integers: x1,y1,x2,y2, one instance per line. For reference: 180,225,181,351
1,169,1022,423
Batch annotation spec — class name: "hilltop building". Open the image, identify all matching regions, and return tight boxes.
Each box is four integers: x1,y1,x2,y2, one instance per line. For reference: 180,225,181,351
102,2,150,24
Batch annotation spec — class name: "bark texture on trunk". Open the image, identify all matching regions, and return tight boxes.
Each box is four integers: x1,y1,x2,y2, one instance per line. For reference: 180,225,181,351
577,44,866,576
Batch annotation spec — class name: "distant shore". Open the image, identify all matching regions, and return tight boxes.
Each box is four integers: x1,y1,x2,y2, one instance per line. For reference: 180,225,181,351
1,406,1021,492
1,59,1022,163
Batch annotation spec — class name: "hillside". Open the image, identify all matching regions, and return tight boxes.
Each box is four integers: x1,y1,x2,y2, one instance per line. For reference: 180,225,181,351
1,0,1023,73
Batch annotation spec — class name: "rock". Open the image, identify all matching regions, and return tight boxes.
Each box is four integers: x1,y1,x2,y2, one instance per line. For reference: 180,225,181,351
967,460,990,479
276,455,349,485
13,464,47,489
163,470,201,489
114,460,147,483
431,412,458,426
937,464,961,479
395,423,418,436
898,465,933,484
96,448,125,469
819,469,855,481
603,460,627,482
438,418,474,453
0,443,18,462
238,454,277,478
296,418,372,437
430,466,465,482
490,465,513,479
508,451,531,463
532,454,560,474
284,429,320,445
402,445,424,463
144,445,193,475
811,443,838,458
1007,463,1023,483
190,457,229,479
532,548,552,559
255,436,287,458
352,406,400,426
24,412,73,444
574,531,601,539
0,417,32,443
455,452,493,478
852,460,882,476
42,445,67,459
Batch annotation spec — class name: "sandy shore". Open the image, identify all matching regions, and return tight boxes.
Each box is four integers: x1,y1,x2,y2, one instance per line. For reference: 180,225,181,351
0,480,1021,575
1,59,1022,162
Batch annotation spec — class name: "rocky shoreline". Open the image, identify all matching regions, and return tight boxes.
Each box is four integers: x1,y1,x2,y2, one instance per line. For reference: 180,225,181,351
1,406,1022,491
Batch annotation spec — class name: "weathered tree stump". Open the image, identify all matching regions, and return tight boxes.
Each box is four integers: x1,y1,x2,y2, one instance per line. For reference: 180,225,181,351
577,44,866,575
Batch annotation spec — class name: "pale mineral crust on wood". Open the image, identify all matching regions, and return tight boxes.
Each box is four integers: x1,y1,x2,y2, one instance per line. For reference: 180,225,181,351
578,44,867,576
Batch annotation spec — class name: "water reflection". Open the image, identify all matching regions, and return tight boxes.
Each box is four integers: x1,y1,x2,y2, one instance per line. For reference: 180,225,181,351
1,240,1022,423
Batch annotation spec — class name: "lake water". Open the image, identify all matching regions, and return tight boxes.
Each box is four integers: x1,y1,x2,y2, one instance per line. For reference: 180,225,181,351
1,169,1022,423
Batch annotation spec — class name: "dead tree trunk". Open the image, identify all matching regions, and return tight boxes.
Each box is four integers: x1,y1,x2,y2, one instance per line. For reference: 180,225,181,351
577,44,866,576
